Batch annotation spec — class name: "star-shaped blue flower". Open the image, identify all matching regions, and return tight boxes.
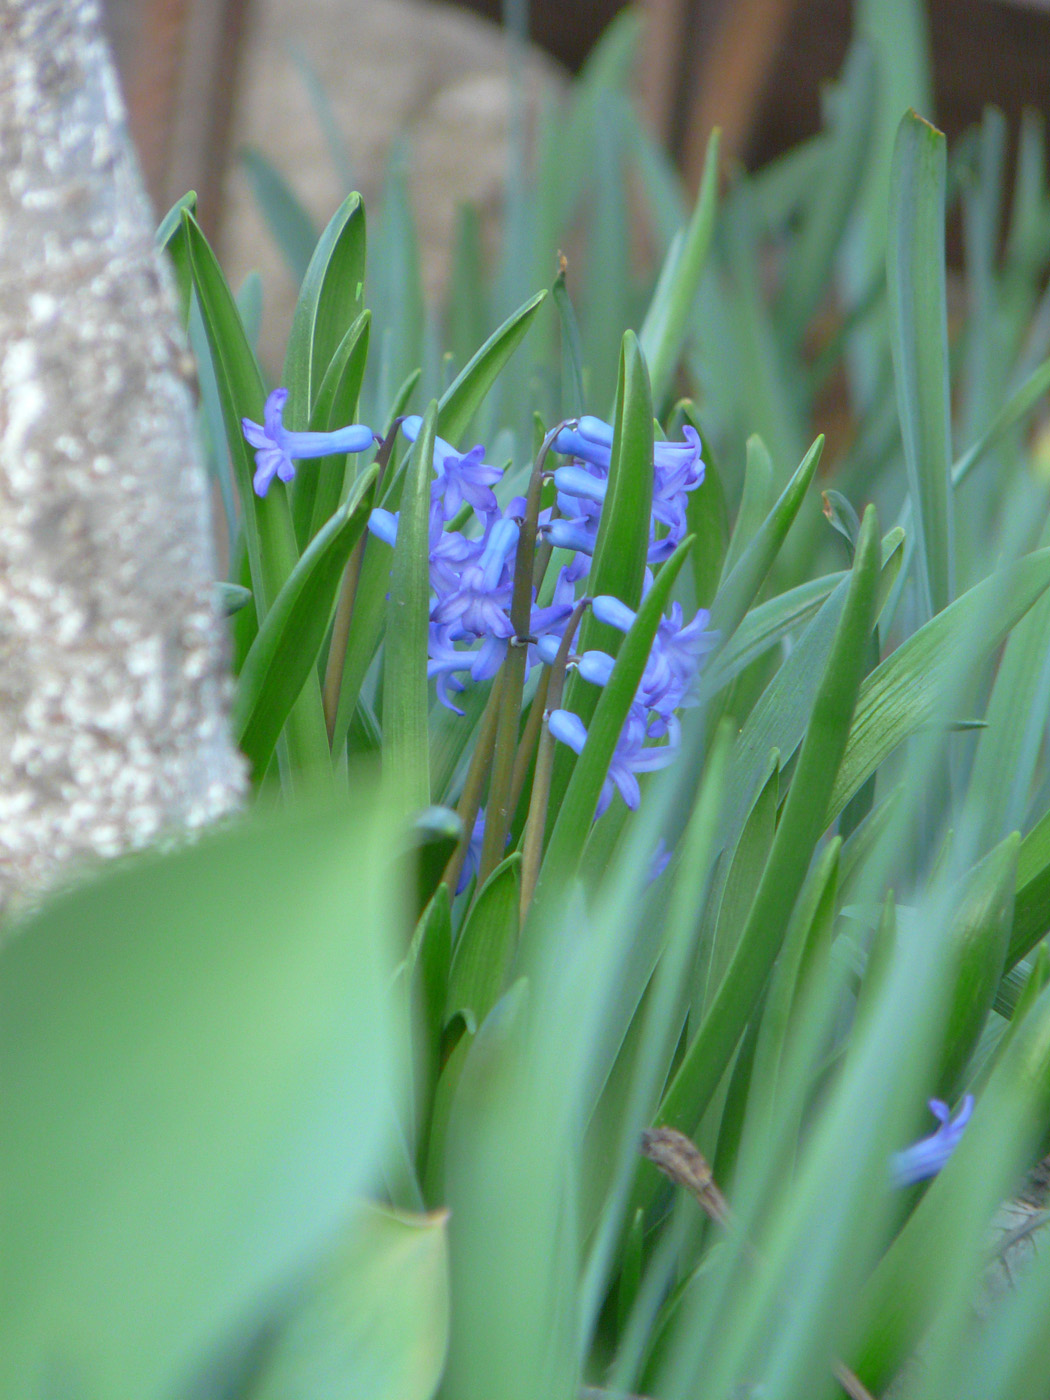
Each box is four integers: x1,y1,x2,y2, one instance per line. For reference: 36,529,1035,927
242,388,375,497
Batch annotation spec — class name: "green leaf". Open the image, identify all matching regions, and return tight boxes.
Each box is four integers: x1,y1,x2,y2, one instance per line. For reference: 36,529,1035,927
154,190,197,328
330,524,396,755
695,754,779,1020
742,837,841,1150
547,334,656,822
953,354,1050,490
240,145,319,283
216,582,252,615
437,288,547,445
964,518,1050,849
282,193,366,431
722,434,775,579
283,196,368,547
680,412,729,608
182,210,329,778
234,465,378,779
446,855,521,1030
296,309,373,549
552,264,585,416
447,203,489,380
714,520,910,844
410,885,453,1056
827,548,1050,825
777,42,876,343
181,211,297,614
528,537,691,935
407,807,462,920
639,128,719,411
658,506,882,1140
709,435,823,645
851,976,1050,1392
0,798,396,1400
708,571,844,691
935,833,1019,1096
383,401,437,814
588,329,655,616
1009,804,1050,968
887,110,954,618
245,1202,449,1400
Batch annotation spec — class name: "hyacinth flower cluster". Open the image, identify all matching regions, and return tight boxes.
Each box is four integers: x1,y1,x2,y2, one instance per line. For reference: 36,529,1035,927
242,388,713,869
365,414,712,819
368,415,582,713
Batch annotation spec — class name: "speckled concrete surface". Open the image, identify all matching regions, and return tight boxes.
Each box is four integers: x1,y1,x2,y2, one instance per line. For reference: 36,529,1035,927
0,0,246,915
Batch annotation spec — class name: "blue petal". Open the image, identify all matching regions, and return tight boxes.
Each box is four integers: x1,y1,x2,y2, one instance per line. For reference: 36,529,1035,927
548,708,588,755
591,595,637,632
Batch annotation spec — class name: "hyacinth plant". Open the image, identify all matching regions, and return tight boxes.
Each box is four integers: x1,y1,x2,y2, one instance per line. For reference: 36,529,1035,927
13,8,1050,1400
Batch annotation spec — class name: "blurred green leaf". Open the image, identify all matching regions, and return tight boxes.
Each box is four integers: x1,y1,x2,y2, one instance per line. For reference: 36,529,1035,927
938,833,1019,1095
709,572,842,691
437,289,547,445
246,1201,449,1400
741,836,841,1153
696,755,779,1020
888,111,954,619
640,127,719,412
953,353,1050,489
240,145,319,283
659,506,881,1141
0,798,396,1400
777,42,876,343
216,581,252,616
851,976,1050,1392
709,435,823,645
722,434,774,579
552,263,585,417
1009,804,1050,968
828,548,1050,825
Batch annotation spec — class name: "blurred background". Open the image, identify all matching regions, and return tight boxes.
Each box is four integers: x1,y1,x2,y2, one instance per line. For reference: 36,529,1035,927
100,0,1050,372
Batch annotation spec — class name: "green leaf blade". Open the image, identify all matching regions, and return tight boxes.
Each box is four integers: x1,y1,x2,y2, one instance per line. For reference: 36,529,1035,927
888,111,954,619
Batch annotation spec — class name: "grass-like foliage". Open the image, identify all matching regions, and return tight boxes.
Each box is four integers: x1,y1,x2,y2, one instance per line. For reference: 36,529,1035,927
9,9,1050,1399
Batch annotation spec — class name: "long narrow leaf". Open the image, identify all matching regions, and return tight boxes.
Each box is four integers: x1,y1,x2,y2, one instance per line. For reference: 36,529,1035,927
887,111,954,619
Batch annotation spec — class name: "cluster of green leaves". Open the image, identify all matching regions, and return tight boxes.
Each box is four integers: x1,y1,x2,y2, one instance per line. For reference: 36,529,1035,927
10,6,1050,1399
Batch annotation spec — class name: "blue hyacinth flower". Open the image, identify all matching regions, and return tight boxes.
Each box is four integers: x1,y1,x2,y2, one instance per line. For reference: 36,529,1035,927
891,1095,975,1187
242,388,375,497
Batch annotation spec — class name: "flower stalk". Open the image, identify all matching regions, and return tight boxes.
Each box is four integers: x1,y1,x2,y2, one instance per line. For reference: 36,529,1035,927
520,597,590,921
477,424,567,884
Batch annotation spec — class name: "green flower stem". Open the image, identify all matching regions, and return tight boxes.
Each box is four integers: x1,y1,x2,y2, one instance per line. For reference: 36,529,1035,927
519,598,590,922
477,425,565,885
322,533,367,741
508,667,551,825
443,669,505,895
321,421,401,745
